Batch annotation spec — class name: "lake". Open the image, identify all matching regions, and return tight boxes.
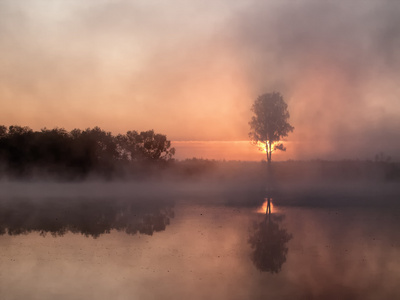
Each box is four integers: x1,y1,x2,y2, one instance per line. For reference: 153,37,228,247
0,194,399,299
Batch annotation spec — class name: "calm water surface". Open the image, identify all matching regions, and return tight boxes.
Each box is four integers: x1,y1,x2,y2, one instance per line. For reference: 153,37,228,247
0,197,399,299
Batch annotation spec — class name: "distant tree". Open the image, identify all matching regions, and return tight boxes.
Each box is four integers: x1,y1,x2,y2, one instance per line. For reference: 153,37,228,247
249,92,294,163
0,125,7,138
0,126,8,165
3,125,34,175
125,130,175,161
0,124,175,179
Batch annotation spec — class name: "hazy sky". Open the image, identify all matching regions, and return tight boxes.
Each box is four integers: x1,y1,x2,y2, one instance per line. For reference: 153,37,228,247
1,0,399,160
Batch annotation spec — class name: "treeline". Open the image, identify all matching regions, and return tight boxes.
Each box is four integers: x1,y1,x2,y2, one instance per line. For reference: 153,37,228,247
0,125,175,179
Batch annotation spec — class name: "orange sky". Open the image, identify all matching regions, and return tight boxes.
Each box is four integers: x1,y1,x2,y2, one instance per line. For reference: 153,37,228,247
171,141,266,161
1,0,400,161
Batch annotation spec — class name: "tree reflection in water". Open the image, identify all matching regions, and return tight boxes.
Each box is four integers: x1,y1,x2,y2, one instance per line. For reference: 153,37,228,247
248,210,292,273
0,198,174,238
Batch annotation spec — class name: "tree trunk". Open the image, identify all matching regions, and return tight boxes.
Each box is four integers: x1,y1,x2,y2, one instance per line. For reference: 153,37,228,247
267,142,272,163
266,142,272,211
266,197,271,215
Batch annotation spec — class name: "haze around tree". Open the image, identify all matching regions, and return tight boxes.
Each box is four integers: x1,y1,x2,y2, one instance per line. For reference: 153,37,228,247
249,92,294,162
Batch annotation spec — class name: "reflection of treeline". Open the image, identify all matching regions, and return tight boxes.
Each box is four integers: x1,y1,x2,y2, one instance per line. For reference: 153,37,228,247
0,197,174,238
0,125,175,178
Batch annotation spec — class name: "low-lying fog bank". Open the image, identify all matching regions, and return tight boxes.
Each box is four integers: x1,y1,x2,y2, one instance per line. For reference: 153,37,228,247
0,160,399,208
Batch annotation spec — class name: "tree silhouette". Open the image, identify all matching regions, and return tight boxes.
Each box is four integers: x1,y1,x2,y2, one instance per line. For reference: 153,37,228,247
0,125,175,178
249,92,294,163
124,130,175,161
248,214,292,273
0,198,174,238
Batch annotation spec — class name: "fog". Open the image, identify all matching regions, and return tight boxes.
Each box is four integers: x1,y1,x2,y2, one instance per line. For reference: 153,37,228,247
1,181,400,299
1,0,399,160
230,0,400,160
2,2,400,298
1,159,399,213
1,160,400,299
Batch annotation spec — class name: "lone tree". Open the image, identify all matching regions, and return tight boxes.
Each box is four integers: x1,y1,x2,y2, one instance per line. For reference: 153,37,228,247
249,92,294,163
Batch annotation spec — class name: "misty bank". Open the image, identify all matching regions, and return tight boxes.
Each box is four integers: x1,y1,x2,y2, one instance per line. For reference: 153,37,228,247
1,160,399,208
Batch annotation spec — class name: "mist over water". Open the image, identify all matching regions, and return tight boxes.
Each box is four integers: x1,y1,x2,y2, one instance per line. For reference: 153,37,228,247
1,0,400,299
1,187,399,299
1,143,400,300
0,161,400,299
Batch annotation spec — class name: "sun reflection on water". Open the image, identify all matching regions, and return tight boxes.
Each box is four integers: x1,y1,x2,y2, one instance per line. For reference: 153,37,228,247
256,198,275,214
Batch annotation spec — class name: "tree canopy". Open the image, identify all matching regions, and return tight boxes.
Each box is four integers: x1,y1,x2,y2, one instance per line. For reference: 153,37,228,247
249,92,294,162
